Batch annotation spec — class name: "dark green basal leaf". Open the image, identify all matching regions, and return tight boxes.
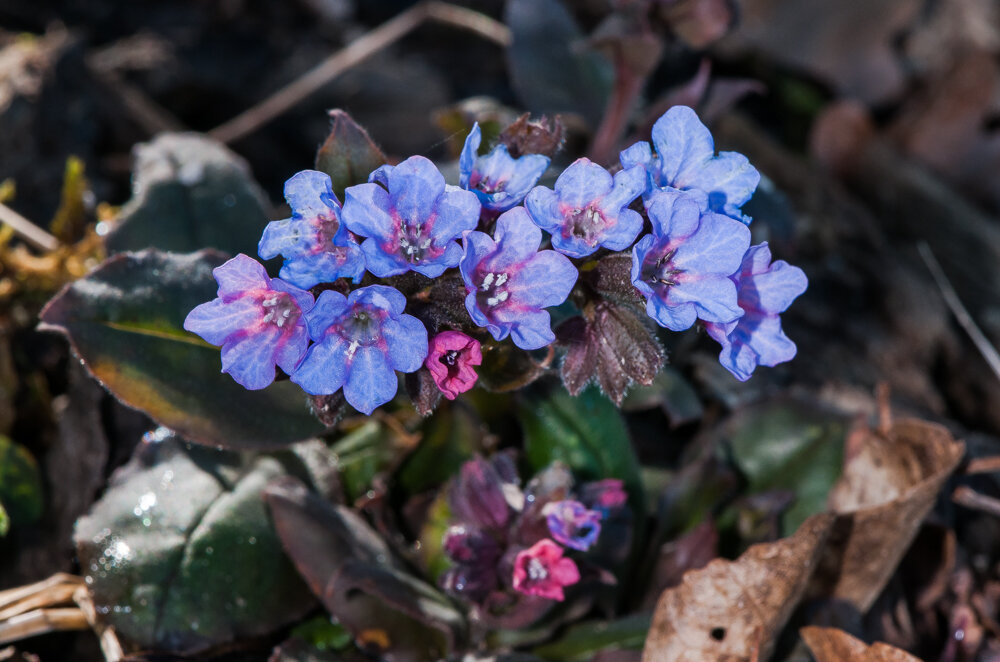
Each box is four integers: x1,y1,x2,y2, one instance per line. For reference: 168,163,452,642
290,615,353,652
518,386,642,510
73,435,316,654
720,398,849,534
531,613,650,661
331,421,399,502
38,250,323,449
396,403,481,496
0,436,44,526
106,133,272,257
505,0,613,129
315,110,388,202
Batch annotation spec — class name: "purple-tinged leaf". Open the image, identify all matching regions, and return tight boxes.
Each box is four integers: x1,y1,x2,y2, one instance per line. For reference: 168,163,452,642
315,109,388,202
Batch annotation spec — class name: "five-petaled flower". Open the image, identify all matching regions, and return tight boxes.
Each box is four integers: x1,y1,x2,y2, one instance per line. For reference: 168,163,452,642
460,122,550,212
543,500,603,551
290,285,428,415
342,156,480,278
705,242,808,381
184,254,313,390
258,170,366,289
426,330,483,400
631,191,751,331
460,207,578,350
512,539,581,601
525,158,646,258
620,105,760,223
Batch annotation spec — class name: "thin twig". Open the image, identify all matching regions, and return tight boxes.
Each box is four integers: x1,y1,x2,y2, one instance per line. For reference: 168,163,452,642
0,203,59,253
86,64,187,136
0,609,89,646
0,574,82,611
966,456,1000,475
0,583,79,622
918,241,1000,385
74,588,123,662
953,485,1000,518
208,2,509,145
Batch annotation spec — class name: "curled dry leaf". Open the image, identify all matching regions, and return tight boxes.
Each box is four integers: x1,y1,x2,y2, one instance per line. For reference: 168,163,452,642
800,626,921,662
642,513,835,662
813,417,965,612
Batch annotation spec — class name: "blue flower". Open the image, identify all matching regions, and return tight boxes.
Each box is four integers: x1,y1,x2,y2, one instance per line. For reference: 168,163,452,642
258,170,366,289
620,105,759,223
525,159,646,258
543,500,603,551
290,285,428,414
460,122,550,212
631,191,751,331
341,156,480,278
460,207,578,350
184,254,313,390
705,243,807,381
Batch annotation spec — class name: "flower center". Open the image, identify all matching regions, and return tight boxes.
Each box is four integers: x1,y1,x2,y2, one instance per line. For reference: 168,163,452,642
260,293,300,329
527,558,548,582
317,210,341,245
566,205,607,243
338,306,385,356
471,172,508,195
477,271,510,308
398,223,434,263
441,350,459,367
643,247,682,289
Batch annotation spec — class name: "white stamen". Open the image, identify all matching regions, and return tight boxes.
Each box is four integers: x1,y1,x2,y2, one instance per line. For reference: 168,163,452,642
527,558,548,581
494,273,508,287
481,273,495,290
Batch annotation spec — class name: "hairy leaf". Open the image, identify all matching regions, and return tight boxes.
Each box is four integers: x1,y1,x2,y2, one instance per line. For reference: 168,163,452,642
315,110,388,202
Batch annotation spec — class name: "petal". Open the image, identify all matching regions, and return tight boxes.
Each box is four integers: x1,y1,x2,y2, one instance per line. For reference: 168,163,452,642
368,164,394,188
278,243,366,289
284,170,338,218
343,345,399,414
214,254,269,299
602,164,647,212
646,191,701,240
464,290,491,331
549,233,598,259
304,289,349,341
751,261,808,313
646,295,697,331
387,155,446,226
221,327,280,390
274,324,310,374
507,309,556,350
669,274,742,323
411,241,463,278
459,123,482,187
342,183,395,240
347,284,408,317
258,219,313,260
524,186,562,234
631,234,656,286
428,186,481,244
693,151,760,212
507,250,578,309
488,208,542,271
748,315,797,367
550,556,581,587
503,153,550,203
598,207,643,252
382,314,429,373
554,159,612,209
672,213,751,276
361,238,408,277
651,105,715,188
270,278,315,315
718,337,760,382
184,296,260,346
619,140,653,171
290,334,349,394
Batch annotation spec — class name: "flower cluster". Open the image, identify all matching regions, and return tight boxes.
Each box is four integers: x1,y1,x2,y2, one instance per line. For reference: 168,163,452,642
186,106,807,415
439,455,629,612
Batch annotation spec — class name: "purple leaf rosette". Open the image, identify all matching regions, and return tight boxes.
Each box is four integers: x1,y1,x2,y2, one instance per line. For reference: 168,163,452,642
460,207,578,350
705,242,807,381
290,284,428,414
631,191,751,331
258,169,366,289
341,156,480,278
184,254,313,390
460,122,550,212
525,158,646,258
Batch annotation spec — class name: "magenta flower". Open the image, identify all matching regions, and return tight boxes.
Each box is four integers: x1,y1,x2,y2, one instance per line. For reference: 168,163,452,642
579,479,628,512
258,170,365,289
543,500,603,551
460,207,578,350
425,331,482,400
631,191,750,331
341,156,480,278
460,123,550,212
705,243,807,381
184,254,313,390
512,539,581,601
525,158,646,258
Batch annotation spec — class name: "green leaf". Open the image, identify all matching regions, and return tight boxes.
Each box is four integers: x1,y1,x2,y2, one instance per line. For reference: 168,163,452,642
0,436,44,526
396,404,480,496
315,110,387,202
38,250,323,449
518,386,642,508
0,501,9,537
721,398,849,534
505,0,613,129
290,616,353,652
531,613,650,661
106,133,271,257
73,436,316,654
331,421,398,502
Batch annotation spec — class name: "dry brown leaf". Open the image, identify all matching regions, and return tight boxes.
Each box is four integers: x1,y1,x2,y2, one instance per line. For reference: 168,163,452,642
801,626,923,661
813,417,965,612
642,513,835,662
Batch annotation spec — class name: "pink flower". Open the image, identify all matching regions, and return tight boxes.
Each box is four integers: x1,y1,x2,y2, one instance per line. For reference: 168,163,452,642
512,539,581,601
425,330,483,399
